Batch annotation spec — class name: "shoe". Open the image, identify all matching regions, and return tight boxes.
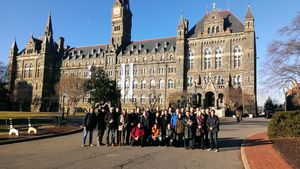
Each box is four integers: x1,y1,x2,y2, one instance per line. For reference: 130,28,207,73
106,144,109,147
215,149,219,152
90,144,94,147
81,145,85,147
207,148,212,151
112,144,115,147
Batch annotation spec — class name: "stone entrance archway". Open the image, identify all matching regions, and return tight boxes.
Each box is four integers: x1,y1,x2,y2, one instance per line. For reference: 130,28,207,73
204,92,215,108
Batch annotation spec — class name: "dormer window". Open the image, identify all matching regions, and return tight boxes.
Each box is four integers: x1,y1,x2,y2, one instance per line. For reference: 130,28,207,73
216,26,220,33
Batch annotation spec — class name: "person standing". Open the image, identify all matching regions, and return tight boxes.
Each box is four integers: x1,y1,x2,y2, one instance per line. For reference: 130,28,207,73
96,107,107,146
206,110,220,152
105,107,118,146
183,111,196,149
171,108,179,130
175,113,184,147
140,110,150,145
203,108,210,148
117,110,128,146
82,108,97,147
160,110,170,146
195,110,205,149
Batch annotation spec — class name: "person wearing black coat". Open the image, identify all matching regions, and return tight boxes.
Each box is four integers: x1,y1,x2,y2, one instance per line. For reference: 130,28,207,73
105,107,119,146
82,108,97,147
140,111,150,145
160,110,170,146
206,110,220,152
96,108,107,146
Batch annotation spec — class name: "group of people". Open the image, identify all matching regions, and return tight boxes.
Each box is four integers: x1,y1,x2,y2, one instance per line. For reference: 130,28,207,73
82,106,220,152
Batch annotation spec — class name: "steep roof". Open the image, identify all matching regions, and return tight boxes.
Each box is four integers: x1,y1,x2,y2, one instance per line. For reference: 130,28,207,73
188,10,245,38
245,5,254,18
122,37,176,56
64,44,107,59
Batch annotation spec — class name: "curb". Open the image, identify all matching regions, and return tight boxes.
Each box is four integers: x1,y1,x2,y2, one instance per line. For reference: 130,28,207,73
0,127,83,145
240,132,265,169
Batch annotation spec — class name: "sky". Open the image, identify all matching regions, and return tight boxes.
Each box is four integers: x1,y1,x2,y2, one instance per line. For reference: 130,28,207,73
0,0,299,106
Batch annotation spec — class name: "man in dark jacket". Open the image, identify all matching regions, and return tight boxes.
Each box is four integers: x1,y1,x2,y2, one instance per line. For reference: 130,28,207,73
82,108,97,147
140,111,150,145
105,107,118,146
206,110,220,152
96,107,107,146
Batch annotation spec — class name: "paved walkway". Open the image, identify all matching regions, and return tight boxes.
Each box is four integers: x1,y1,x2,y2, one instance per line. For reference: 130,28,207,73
0,118,270,169
243,132,292,169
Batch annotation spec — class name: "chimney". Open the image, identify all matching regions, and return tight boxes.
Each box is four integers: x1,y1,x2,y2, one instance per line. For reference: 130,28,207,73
58,37,65,53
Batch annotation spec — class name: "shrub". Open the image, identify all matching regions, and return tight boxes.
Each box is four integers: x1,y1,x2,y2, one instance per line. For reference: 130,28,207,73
268,111,300,139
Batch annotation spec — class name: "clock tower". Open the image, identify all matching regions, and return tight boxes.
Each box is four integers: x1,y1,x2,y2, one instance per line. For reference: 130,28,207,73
111,0,132,50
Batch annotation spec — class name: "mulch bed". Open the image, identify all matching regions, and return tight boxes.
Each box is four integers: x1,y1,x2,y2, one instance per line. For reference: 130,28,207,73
273,137,300,169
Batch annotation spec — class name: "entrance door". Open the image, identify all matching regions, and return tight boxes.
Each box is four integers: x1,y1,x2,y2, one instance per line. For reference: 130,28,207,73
205,92,215,108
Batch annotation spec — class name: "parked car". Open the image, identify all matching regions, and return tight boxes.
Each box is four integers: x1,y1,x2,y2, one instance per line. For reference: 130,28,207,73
265,110,274,118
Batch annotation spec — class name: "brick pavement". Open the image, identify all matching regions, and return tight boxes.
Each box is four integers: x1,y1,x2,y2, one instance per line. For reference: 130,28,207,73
243,132,292,169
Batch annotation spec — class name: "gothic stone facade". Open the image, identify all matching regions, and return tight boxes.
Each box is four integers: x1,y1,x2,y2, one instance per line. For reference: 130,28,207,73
8,0,257,112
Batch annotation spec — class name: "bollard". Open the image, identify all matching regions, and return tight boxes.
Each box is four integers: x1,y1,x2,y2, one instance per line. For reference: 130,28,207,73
27,118,37,134
9,118,19,136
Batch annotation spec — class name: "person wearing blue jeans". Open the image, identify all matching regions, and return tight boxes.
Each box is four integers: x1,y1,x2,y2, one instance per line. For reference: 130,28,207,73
206,110,220,152
105,107,119,146
82,108,97,147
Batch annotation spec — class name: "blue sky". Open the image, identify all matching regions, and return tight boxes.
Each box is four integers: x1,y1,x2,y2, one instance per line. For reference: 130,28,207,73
0,0,299,106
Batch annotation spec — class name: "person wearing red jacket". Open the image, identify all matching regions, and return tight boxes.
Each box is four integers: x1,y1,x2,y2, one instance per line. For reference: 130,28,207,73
130,122,145,147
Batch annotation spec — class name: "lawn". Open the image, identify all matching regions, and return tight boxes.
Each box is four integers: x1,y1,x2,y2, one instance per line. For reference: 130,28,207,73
0,112,62,119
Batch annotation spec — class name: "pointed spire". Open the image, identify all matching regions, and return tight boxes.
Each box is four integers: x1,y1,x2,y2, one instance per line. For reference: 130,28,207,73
245,1,254,18
45,13,53,37
11,38,18,51
178,10,184,27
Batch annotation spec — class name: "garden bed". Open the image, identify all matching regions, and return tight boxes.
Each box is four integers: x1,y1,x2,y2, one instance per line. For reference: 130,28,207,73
273,137,300,169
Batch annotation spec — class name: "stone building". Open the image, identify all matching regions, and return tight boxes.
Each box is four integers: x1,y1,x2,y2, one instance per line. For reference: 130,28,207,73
7,0,257,114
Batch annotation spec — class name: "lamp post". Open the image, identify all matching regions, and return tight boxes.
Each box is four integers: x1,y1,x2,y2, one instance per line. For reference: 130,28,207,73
283,87,288,111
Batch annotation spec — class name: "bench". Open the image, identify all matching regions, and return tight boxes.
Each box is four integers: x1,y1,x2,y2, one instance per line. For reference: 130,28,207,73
8,118,37,136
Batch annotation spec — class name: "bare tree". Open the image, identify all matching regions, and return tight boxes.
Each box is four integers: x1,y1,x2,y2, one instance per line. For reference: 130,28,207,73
263,12,300,106
167,91,188,108
0,61,8,83
56,74,86,115
243,93,256,114
223,86,243,112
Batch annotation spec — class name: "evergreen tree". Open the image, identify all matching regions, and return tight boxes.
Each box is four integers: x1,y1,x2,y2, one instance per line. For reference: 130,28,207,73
83,67,120,107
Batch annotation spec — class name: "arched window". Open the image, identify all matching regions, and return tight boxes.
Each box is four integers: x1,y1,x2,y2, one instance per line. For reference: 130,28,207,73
132,94,137,103
37,64,40,78
117,80,122,89
141,94,146,104
125,80,129,89
149,94,155,104
168,79,174,89
150,79,155,89
158,94,164,104
237,75,242,86
188,50,194,70
215,48,222,69
141,80,146,89
234,46,242,68
216,75,223,85
159,79,164,89
24,64,28,78
205,49,212,69
212,27,215,33
216,26,220,33
188,77,194,87
133,80,138,89
208,27,211,34
204,75,209,84
124,94,129,103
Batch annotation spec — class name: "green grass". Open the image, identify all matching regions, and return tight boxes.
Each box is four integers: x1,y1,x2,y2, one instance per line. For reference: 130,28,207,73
0,112,62,119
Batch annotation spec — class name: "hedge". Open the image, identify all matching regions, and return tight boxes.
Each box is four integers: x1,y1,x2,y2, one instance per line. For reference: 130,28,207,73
268,111,300,139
